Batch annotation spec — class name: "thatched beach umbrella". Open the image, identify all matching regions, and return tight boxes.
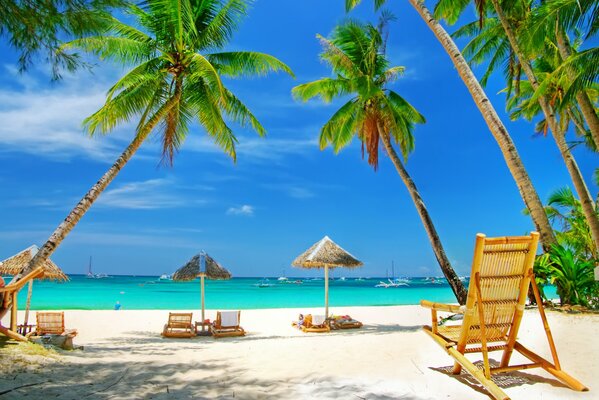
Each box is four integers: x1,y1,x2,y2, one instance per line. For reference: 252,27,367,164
172,251,231,332
292,236,362,317
0,245,68,329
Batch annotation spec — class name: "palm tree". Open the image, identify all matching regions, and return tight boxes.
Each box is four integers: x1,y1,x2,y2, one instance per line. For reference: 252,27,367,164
0,0,124,79
344,0,558,251
525,0,599,148
15,0,293,280
293,19,467,304
434,0,599,255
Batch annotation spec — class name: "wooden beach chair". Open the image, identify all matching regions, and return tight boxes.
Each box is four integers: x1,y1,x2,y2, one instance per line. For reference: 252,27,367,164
421,232,588,400
211,311,245,338
162,312,196,338
330,315,363,330
27,311,78,337
0,267,45,342
297,314,330,333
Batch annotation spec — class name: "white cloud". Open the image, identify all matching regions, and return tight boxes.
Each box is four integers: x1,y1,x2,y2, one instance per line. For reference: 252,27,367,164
226,204,254,216
0,65,137,162
184,134,319,164
262,183,316,199
96,178,206,210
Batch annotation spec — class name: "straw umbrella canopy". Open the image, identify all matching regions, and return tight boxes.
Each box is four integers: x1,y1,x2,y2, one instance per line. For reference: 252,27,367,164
292,236,362,317
0,245,68,329
172,251,231,332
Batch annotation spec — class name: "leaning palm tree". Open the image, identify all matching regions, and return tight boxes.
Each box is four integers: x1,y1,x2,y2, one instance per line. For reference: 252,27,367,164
13,0,292,281
293,19,467,304
434,0,599,256
344,0,557,251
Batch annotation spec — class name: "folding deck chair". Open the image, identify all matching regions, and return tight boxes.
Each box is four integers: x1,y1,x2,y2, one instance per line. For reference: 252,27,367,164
211,311,245,338
162,312,195,338
421,232,588,400
27,311,78,337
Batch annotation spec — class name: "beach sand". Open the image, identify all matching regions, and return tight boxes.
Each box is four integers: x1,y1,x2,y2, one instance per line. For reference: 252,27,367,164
1,305,597,399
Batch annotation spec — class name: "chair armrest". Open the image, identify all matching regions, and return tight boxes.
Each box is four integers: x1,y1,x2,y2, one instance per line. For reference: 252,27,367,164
420,300,464,314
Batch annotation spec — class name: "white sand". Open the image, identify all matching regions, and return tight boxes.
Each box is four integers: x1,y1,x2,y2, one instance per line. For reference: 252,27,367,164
1,305,597,399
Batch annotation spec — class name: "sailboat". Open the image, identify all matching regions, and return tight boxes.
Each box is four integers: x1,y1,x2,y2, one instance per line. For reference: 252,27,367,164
86,256,109,279
375,261,409,288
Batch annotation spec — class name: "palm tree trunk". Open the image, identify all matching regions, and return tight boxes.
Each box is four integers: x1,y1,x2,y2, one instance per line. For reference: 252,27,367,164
489,0,599,255
17,100,178,278
379,127,467,304
555,29,599,149
406,0,557,251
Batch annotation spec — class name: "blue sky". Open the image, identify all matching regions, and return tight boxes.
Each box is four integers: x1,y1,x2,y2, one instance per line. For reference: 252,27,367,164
0,0,596,278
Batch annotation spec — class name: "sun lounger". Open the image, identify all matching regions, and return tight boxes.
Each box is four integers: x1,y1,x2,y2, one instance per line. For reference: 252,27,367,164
27,312,77,338
211,311,245,338
330,315,363,330
421,232,588,400
293,314,330,333
162,312,196,338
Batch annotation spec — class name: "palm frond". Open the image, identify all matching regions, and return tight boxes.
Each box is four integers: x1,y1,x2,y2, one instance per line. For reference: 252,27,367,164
207,51,294,78
292,78,353,103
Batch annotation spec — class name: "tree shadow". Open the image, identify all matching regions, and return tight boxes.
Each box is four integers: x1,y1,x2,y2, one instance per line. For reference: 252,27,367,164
0,355,435,399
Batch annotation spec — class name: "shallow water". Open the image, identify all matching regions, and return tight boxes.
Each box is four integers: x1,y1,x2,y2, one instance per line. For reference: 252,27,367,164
9,275,557,310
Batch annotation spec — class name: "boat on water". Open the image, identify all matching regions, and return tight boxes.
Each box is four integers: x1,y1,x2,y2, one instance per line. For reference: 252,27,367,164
86,256,110,279
375,279,409,288
376,261,408,288
355,277,365,281
158,274,172,281
255,278,275,287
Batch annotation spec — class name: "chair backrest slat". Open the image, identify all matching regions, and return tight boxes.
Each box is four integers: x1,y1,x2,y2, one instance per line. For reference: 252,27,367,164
36,312,65,335
458,233,540,347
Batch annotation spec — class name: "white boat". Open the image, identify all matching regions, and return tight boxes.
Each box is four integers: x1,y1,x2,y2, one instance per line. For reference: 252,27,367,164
255,278,274,288
338,277,346,281
86,256,110,279
159,274,172,281
375,279,409,288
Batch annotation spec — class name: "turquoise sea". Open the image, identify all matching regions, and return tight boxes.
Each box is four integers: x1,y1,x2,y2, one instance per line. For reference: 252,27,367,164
8,275,558,310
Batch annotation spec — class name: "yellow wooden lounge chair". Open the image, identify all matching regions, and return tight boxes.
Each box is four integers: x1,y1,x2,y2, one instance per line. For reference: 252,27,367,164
27,312,78,338
294,314,330,333
162,312,196,338
421,232,588,400
211,311,245,338
330,315,363,330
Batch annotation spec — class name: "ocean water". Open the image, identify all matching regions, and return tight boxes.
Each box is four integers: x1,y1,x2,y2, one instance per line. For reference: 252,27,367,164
9,275,557,310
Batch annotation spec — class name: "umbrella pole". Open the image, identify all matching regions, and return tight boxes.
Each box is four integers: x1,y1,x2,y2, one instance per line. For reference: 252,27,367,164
200,274,205,332
23,280,33,328
324,266,329,318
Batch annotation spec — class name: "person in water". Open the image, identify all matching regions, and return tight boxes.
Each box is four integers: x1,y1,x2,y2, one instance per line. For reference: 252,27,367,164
114,301,121,310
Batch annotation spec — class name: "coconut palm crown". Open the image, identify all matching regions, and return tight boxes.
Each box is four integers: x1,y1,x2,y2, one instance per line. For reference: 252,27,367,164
293,18,468,304
65,0,293,164
292,18,424,170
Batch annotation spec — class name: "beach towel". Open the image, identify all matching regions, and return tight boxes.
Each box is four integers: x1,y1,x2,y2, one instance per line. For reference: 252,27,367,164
220,311,239,327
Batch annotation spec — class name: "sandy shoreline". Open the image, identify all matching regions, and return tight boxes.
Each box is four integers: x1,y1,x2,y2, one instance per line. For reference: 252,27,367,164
1,305,597,399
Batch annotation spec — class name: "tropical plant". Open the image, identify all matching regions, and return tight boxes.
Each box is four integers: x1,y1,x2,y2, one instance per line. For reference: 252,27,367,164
292,18,467,304
524,0,599,147
534,244,596,306
544,187,597,260
14,0,293,283
344,0,558,252
0,0,125,78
